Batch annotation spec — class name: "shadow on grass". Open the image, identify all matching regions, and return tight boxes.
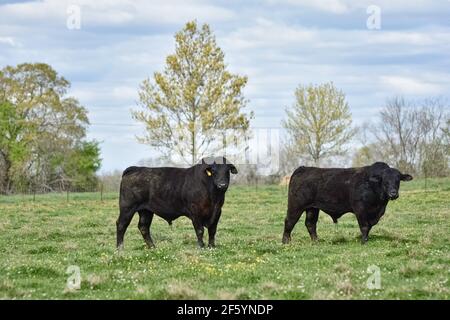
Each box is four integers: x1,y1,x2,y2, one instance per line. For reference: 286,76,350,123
370,233,416,244
326,233,413,245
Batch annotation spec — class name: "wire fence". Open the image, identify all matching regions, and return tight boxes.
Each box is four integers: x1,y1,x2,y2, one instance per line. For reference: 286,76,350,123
1,171,445,205
0,181,116,201
0,176,292,204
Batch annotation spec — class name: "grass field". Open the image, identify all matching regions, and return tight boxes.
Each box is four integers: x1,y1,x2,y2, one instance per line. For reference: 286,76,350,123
0,178,449,299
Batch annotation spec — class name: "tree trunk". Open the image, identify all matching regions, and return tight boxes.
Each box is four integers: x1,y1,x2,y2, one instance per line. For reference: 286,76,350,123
191,130,196,166
314,158,320,167
0,154,12,195
191,105,197,165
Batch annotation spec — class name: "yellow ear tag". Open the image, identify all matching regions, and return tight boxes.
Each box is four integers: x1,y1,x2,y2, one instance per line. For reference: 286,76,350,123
206,169,212,177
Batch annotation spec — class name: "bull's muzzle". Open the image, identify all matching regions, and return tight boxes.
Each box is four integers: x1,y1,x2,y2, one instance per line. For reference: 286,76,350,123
216,183,228,190
388,191,399,200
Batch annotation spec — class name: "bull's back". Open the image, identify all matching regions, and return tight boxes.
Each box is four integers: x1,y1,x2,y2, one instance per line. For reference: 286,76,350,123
289,166,359,211
291,166,358,187
120,166,188,209
288,167,321,202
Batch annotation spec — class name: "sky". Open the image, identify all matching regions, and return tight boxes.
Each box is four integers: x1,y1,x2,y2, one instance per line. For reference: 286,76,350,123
0,0,449,172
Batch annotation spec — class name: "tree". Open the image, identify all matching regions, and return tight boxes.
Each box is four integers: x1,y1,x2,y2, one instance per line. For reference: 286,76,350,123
351,142,392,167
417,98,449,177
278,141,302,176
282,82,355,166
63,141,102,191
132,21,252,165
443,119,450,148
0,100,28,193
373,96,448,176
352,145,374,167
0,63,101,193
421,143,449,178
374,97,421,173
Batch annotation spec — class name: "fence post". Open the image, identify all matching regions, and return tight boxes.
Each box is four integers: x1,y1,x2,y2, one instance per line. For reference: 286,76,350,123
100,183,103,202
66,188,69,202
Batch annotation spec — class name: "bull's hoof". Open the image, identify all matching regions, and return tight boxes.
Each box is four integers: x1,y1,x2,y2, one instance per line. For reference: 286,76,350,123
282,235,291,244
197,242,206,249
208,243,216,249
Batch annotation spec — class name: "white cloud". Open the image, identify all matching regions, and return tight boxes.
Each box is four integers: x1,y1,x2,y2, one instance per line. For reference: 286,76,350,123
366,30,450,46
358,0,442,13
112,85,138,101
223,18,316,50
0,36,17,47
266,0,349,14
223,19,450,53
266,0,444,14
380,76,444,95
0,1,63,22
0,0,235,27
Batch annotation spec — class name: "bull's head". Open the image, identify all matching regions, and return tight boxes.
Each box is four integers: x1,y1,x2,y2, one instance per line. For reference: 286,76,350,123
201,156,238,191
369,162,413,200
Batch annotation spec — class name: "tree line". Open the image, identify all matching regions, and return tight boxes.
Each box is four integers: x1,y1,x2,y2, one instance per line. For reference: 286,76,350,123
0,63,101,194
1,21,449,194
353,97,449,177
279,88,449,178
133,21,449,180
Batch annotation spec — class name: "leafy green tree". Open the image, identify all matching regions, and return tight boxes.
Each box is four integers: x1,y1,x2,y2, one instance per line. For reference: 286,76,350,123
132,21,252,165
352,143,392,167
352,145,373,167
63,141,102,191
282,82,355,166
0,101,29,193
0,63,101,193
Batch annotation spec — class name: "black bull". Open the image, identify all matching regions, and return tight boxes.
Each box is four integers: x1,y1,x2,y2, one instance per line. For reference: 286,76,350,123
282,162,413,244
116,157,237,249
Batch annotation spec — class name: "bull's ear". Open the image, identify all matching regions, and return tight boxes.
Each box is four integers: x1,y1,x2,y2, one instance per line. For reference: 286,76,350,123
228,164,238,174
400,174,413,181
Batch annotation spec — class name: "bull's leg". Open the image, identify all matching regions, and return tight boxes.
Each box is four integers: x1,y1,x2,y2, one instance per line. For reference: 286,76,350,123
305,208,319,241
116,206,136,250
357,215,371,244
191,217,205,248
138,210,155,248
208,221,218,248
282,203,304,244
208,209,221,248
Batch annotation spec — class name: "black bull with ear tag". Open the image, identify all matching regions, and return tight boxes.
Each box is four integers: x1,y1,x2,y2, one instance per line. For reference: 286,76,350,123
116,157,238,249
282,162,413,244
